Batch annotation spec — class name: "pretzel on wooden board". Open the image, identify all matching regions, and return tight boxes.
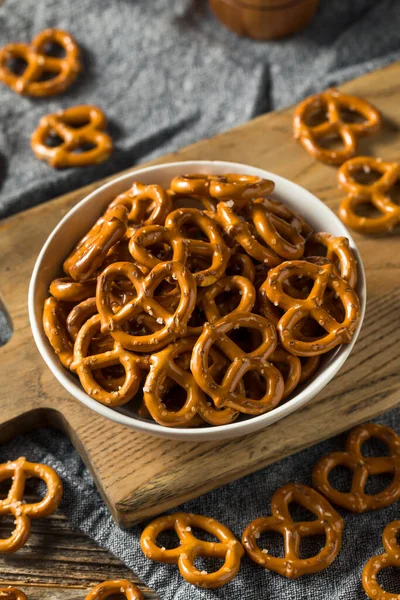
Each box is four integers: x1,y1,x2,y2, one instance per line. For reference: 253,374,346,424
338,156,400,234
31,105,113,168
242,483,344,578
263,260,360,356
312,423,400,512
0,457,62,553
0,28,80,96
293,89,381,165
84,580,143,600
0,589,28,600
362,520,400,600
140,512,244,588
129,207,230,286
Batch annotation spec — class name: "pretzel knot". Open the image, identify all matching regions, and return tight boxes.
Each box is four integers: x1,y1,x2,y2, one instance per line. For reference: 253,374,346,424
0,457,63,553
362,520,400,600
140,512,244,588
293,89,381,165
84,579,143,600
0,28,80,96
129,207,230,286
263,260,360,356
109,182,173,236
97,260,196,352
208,174,274,209
31,105,113,168
305,231,357,288
242,483,343,578
338,156,400,234
0,589,27,600
191,312,284,415
312,423,400,512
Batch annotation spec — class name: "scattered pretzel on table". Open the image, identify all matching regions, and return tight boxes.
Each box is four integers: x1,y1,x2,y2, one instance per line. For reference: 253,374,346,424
312,423,400,512
0,457,63,553
0,589,28,600
31,105,113,168
338,156,400,234
43,172,361,425
0,28,81,96
293,89,381,165
140,512,244,588
362,520,400,600
84,579,143,600
242,483,344,578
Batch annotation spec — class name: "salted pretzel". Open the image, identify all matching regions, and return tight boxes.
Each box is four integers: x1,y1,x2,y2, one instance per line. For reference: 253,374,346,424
362,520,400,600
170,174,217,212
0,589,27,600
109,181,172,236
269,348,301,399
191,312,284,414
242,483,343,578
305,232,357,288
84,580,143,600
144,338,239,426
299,355,320,384
31,105,113,168
200,275,256,323
338,156,400,234
129,207,230,286
313,423,400,512
140,512,244,588
43,297,73,368
49,277,96,302
63,205,128,282
226,252,256,282
97,260,196,352
264,260,360,356
70,314,149,406
293,89,381,165
0,457,63,553
0,28,80,96
208,174,274,209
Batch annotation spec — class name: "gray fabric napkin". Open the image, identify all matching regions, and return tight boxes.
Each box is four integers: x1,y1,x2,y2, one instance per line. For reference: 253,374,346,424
0,0,400,219
1,0,400,597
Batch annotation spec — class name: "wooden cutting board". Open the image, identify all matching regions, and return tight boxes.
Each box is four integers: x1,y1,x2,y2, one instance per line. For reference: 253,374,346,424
1,61,400,528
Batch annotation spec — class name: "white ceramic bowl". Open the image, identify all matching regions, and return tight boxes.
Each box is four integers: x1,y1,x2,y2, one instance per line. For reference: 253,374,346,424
29,161,366,441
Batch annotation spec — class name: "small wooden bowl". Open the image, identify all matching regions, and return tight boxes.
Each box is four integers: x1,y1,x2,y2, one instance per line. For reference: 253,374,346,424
209,0,320,40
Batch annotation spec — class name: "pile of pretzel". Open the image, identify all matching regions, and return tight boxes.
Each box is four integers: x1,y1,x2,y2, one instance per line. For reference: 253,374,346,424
43,172,361,428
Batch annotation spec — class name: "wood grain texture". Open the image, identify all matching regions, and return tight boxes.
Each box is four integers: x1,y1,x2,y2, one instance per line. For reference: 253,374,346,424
0,62,400,544
0,493,158,599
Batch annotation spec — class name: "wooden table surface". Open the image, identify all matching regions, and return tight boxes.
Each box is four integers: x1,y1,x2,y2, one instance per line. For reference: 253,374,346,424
0,496,157,599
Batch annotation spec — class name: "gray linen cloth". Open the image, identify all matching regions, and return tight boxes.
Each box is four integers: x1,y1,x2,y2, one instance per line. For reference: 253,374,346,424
1,0,400,598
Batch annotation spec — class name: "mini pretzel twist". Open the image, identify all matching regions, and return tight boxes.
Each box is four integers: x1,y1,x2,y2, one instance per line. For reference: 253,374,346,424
263,260,360,356
170,174,217,212
191,312,284,414
70,314,149,406
208,174,274,209
200,275,256,323
108,181,172,236
129,207,230,286
0,589,28,600
312,423,400,512
84,580,143,600
63,204,128,282
0,28,80,96
338,156,400,233
269,347,301,399
31,105,113,168
140,512,244,588
143,337,239,426
305,232,358,288
49,277,96,302
0,457,63,553
293,89,381,165
362,520,400,600
242,483,343,578
97,260,196,352
43,297,73,368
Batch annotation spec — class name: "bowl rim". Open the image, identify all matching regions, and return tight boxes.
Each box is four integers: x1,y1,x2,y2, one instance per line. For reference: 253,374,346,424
28,160,366,441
